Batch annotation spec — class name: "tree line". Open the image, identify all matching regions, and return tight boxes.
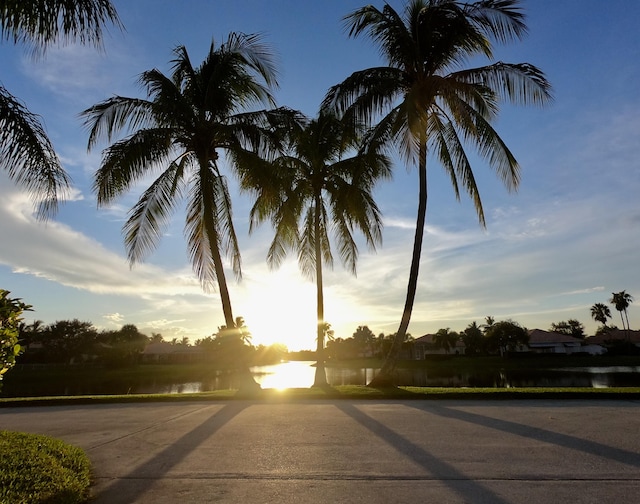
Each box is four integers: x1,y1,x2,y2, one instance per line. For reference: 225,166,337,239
15,317,285,368
2,1,554,387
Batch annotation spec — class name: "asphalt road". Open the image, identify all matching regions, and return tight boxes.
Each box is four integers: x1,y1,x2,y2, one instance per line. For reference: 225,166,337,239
2,399,640,503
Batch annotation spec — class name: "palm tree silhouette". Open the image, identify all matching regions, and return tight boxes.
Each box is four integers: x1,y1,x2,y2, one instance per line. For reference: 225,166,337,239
82,34,290,330
610,291,634,340
324,0,552,386
244,108,390,386
1,0,122,218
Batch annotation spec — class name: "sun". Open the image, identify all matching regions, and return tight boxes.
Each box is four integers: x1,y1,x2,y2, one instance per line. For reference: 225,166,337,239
237,264,319,351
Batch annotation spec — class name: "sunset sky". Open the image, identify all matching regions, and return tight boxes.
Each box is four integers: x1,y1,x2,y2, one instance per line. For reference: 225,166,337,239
1,0,638,350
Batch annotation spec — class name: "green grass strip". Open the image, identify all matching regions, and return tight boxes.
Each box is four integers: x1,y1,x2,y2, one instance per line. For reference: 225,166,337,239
2,386,640,407
0,431,91,504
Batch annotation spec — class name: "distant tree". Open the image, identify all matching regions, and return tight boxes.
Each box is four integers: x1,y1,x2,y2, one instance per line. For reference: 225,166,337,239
1,0,122,218
99,324,148,366
433,328,459,354
461,321,484,355
40,319,98,364
549,319,585,339
595,324,617,337
482,316,496,334
590,303,612,329
148,333,164,343
1,290,31,384
352,325,376,357
484,320,528,356
610,291,633,339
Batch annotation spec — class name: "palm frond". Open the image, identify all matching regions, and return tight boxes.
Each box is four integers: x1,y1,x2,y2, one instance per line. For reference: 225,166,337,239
464,0,528,44
123,157,188,265
1,0,123,56
93,128,175,205
81,96,155,149
0,86,70,218
453,62,552,106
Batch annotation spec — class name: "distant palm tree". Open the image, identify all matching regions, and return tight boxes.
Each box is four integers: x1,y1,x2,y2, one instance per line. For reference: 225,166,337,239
590,302,611,328
433,328,459,354
324,0,552,386
1,0,122,218
244,108,391,386
82,34,289,330
610,291,634,340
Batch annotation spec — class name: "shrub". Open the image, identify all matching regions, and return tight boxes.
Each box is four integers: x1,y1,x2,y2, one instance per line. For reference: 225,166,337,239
0,430,91,503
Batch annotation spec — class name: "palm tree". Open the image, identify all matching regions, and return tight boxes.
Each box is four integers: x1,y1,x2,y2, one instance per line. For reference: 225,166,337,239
610,291,634,340
433,327,459,354
590,302,611,328
82,34,288,331
244,108,391,386
324,0,552,386
1,0,122,218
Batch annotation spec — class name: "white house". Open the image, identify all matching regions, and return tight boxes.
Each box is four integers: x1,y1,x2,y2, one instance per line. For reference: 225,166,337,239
526,329,605,355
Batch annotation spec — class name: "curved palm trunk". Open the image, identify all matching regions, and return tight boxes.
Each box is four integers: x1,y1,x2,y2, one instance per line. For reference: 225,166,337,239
369,139,427,387
201,164,258,393
624,308,631,341
201,164,236,329
313,196,329,387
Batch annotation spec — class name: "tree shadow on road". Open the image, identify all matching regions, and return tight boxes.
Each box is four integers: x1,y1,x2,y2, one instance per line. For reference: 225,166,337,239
334,402,510,504
92,402,248,503
405,402,640,469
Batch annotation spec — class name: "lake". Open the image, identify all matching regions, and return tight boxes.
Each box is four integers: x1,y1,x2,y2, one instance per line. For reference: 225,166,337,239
4,361,640,397
111,362,640,394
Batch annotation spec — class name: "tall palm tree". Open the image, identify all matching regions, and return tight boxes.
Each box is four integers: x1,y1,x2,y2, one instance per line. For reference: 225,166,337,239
610,291,633,340
82,34,288,330
244,108,391,386
590,302,611,328
324,0,552,386
1,0,122,218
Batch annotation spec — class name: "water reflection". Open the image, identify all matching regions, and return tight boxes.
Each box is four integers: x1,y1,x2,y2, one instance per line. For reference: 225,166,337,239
5,363,640,397
252,361,315,389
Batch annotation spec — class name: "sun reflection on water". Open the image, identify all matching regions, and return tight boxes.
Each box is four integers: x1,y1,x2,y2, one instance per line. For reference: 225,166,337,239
251,361,316,390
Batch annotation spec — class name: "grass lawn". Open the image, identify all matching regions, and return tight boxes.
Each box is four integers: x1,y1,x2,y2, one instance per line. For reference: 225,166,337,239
0,431,91,504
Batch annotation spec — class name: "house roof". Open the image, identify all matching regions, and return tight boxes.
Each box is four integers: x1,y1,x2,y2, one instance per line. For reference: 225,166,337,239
586,329,640,345
414,334,465,347
527,329,582,346
142,342,201,355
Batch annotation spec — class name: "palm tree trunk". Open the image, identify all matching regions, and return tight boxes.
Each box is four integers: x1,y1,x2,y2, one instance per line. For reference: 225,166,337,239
369,138,427,387
211,245,236,330
624,309,631,342
313,197,329,387
201,164,236,330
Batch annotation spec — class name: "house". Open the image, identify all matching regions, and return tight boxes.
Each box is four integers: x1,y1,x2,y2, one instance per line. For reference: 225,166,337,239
411,334,466,359
141,342,203,363
585,329,640,348
526,329,605,355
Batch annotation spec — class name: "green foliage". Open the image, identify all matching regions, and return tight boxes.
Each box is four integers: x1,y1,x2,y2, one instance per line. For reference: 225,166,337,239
433,328,460,354
549,319,585,339
0,290,31,383
484,320,529,356
461,322,484,355
98,324,148,367
0,430,91,503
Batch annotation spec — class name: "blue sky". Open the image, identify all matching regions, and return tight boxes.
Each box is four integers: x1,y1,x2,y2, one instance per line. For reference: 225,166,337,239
1,0,638,350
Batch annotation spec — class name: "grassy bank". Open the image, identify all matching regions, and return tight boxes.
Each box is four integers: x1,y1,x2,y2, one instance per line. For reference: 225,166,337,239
2,385,640,408
0,431,91,503
3,354,640,400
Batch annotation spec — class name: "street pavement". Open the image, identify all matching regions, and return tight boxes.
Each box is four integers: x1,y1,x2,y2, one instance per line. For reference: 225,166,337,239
1,398,640,503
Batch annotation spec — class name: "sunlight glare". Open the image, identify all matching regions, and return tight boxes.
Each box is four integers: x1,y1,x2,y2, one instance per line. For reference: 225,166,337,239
252,361,316,389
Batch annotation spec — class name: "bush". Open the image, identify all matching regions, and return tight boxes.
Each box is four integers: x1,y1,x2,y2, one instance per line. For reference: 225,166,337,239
1,290,31,386
0,431,91,503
